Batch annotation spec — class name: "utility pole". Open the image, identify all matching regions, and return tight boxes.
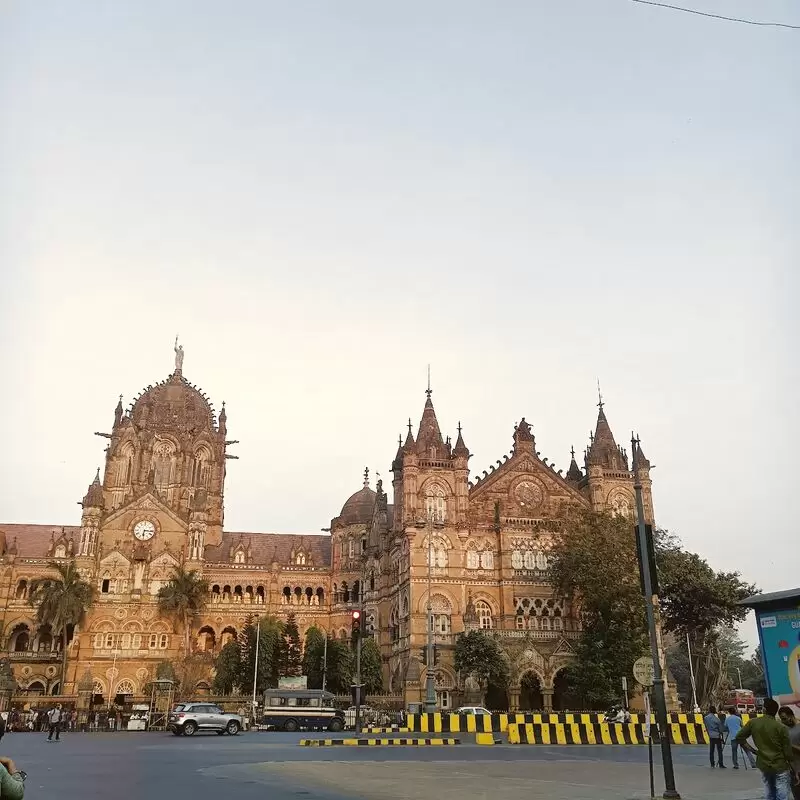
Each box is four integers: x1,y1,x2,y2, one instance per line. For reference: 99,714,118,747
633,435,680,800
424,508,436,713
686,633,699,711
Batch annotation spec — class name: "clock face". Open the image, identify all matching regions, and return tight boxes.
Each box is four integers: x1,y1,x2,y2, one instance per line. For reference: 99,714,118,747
514,480,543,507
133,520,156,541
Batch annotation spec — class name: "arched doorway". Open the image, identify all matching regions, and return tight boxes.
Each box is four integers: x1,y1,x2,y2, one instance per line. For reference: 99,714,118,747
485,683,509,711
552,668,579,711
520,672,544,710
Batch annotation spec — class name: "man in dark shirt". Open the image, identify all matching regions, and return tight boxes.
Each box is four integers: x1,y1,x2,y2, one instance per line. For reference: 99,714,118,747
736,698,793,800
778,707,800,800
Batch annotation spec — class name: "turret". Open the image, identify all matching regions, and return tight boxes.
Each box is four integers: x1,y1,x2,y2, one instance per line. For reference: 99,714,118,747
79,469,104,557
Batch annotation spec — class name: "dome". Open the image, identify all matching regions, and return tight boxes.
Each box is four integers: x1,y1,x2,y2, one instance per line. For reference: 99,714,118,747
129,373,217,434
338,486,377,526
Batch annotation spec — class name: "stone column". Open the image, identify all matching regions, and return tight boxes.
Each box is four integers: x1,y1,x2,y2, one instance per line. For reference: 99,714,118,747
542,688,554,711
508,687,521,712
76,669,93,732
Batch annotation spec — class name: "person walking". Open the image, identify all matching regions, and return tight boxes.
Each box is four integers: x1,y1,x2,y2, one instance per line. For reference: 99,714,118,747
704,705,726,768
778,707,800,800
736,698,793,800
728,708,757,769
46,704,62,742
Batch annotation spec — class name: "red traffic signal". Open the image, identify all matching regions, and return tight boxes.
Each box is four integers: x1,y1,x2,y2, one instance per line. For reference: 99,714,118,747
351,609,362,637
351,610,361,620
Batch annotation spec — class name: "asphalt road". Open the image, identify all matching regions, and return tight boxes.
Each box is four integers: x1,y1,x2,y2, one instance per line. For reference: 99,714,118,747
0,730,764,800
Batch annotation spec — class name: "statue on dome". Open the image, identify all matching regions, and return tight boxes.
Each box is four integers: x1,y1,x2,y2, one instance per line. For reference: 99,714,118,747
174,336,184,372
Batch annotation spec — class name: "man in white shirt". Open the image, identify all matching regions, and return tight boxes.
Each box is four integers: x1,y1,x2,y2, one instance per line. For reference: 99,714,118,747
47,704,63,741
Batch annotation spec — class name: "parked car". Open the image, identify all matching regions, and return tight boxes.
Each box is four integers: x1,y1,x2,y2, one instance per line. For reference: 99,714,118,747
168,703,243,736
457,706,492,716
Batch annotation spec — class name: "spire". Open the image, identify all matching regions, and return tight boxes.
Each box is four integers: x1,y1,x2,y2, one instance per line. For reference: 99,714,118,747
453,421,469,457
632,434,651,474
587,392,627,469
363,466,370,489
566,446,583,482
218,401,227,435
114,394,124,426
82,468,105,508
391,434,404,472
403,418,416,452
416,383,445,457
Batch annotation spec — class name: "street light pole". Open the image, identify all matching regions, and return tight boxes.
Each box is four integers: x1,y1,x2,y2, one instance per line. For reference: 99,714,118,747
633,436,680,800
252,616,261,721
737,667,743,689
424,510,436,713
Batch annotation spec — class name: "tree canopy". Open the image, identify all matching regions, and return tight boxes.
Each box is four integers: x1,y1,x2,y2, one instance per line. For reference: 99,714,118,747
156,565,209,654
278,613,303,678
29,561,95,691
359,636,384,695
455,631,508,689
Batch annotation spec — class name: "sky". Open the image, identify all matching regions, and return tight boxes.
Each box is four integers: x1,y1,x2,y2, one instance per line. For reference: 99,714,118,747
1,1,798,649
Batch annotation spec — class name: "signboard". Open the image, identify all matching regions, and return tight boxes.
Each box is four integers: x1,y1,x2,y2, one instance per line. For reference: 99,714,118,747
633,656,655,687
278,676,308,690
756,607,800,717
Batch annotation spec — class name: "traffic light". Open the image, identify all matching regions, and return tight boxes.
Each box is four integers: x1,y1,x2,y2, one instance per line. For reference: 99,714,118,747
366,610,377,636
351,609,361,638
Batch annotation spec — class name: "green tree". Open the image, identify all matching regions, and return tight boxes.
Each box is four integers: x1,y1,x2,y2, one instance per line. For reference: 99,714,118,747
156,565,209,654
302,627,326,689
548,509,648,709
29,561,95,692
213,640,242,695
359,636,384,695
324,638,354,694
455,631,509,705
279,613,302,678
656,540,755,707
238,615,283,694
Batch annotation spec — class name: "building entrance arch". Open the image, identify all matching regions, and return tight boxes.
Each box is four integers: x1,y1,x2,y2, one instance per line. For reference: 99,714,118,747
519,671,544,711
552,668,578,711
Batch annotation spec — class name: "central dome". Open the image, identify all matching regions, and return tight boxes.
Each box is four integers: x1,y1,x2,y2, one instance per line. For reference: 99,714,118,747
338,485,377,526
129,373,217,434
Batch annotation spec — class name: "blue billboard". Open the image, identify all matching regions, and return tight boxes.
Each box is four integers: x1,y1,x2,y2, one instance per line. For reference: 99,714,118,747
756,606,800,716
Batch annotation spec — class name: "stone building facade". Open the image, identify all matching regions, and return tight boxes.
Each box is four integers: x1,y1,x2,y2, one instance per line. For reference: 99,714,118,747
0,350,655,710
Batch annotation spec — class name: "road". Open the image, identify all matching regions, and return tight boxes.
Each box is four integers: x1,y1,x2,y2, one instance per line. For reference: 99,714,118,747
2,730,764,800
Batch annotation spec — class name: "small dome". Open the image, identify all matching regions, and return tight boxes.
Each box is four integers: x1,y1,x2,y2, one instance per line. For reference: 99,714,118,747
338,486,377,526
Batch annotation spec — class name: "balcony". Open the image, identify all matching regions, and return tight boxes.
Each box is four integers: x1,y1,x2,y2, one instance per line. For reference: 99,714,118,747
490,629,580,641
4,650,62,663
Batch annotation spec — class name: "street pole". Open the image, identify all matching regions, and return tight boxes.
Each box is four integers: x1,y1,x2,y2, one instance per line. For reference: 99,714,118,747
321,634,328,693
424,510,436,713
252,616,261,722
737,667,743,689
355,626,362,734
686,633,699,711
633,436,680,800
108,649,118,711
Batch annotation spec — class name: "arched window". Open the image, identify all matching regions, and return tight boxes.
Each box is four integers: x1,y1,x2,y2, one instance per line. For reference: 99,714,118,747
348,539,355,559
480,550,494,569
105,633,115,649
115,679,135,695
475,600,493,630
516,615,525,630
159,634,168,649
14,580,27,600
54,544,67,559
428,594,452,635
523,551,536,570
536,552,548,570
466,549,479,570
121,633,131,650
119,442,135,486
234,550,245,564
296,552,306,566
192,447,212,488
152,439,176,494
511,550,523,569
425,485,446,523
425,536,448,568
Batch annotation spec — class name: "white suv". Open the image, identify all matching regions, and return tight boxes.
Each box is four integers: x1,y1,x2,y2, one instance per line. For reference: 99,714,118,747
457,706,491,716
168,703,243,736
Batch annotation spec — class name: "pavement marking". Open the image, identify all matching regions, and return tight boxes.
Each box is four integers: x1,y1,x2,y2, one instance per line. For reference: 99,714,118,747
298,737,461,746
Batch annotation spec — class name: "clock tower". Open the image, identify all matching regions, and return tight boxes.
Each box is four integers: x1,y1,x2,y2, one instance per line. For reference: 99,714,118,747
89,344,231,562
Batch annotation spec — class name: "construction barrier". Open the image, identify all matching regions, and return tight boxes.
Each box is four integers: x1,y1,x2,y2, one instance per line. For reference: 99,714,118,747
405,712,757,739
299,737,460,746
506,721,715,745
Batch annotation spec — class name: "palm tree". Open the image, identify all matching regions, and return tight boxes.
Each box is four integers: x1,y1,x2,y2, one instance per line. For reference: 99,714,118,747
29,562,95,694
157,565,209,655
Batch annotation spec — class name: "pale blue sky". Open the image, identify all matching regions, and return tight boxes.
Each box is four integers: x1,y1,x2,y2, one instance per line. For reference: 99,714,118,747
1,2,798,645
